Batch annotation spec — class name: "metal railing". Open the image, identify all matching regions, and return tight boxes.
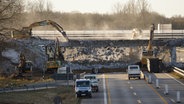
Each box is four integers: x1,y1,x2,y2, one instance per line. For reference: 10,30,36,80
0,83,56,93
0,80,74,93
173,67,184,77
32,30,184,41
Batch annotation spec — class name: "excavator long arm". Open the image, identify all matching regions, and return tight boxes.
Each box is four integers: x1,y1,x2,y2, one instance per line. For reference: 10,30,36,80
141,24,155,67
23,20,68,40
147,24,155,51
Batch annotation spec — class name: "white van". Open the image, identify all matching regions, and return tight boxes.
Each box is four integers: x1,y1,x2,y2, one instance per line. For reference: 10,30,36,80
84,74,99,92
127,65,141,80
75,79,92,98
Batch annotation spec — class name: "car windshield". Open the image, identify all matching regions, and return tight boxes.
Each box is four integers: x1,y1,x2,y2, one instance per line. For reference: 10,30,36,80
76,81,90,87
85,76,96,80
91,80,98,83
130,66,138,70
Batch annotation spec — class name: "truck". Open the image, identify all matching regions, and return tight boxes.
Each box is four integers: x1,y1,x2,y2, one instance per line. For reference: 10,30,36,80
127,65,141,80
84,74,99,92
75,79,92,98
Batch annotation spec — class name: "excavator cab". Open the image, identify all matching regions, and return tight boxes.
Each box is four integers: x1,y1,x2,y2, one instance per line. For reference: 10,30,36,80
142,50,153,56
141,50,154,66
16,53,33,77
12,27,31,39
21,27,32,36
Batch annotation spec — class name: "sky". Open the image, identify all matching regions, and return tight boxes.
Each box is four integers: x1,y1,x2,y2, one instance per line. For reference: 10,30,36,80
46,0,184,18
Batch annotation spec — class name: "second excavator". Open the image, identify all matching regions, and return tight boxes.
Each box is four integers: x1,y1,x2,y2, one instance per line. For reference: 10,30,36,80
141,24,155,67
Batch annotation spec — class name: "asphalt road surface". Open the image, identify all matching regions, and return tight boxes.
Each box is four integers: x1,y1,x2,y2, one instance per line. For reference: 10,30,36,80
81,72,184,104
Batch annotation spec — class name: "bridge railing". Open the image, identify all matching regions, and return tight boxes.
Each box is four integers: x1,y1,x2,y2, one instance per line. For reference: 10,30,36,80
173,67,184,77
32,30,184,41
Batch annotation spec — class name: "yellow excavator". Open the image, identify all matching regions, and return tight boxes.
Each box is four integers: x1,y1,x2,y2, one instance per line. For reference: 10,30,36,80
141,24,155,67
15,52,33,78
12,20,69,73
11,20,68,40
45,37,65,73
141,24,162,73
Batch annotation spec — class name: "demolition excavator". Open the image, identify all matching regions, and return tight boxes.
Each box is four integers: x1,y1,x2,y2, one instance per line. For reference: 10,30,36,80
16,52,33,78
14,20,69,74
141,24,155,67
45,37,65,73
11,20,68,40
140,24,164,73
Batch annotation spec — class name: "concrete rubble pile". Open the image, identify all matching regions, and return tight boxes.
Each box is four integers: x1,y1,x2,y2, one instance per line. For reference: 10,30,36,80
1,36,184,74
0,37,142,73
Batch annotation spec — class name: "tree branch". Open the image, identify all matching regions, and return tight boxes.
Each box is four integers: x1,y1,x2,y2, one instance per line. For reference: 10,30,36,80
0,1,15,14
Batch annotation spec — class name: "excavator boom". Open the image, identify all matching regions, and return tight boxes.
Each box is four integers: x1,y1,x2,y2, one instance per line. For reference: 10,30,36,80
147,24,155,51
141,24,155,66
13,20,68,40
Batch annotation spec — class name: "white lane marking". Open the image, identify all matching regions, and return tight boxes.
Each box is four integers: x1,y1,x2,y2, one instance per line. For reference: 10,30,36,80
128,81,130,84
133,92,137,96
165,73,184,86
137,100,142,104
103,74,107,104
130,86,133,89
170,98,176,103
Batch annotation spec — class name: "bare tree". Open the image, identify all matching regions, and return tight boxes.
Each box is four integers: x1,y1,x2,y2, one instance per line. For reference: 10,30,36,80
46,0,53,12
113,2,124,14
0,0,24,29
123,0,137,15
137,0,151,28
26,0,53,13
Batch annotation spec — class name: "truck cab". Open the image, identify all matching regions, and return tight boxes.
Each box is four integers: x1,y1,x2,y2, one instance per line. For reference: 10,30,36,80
84,74,99,92
75,79,92,98
127,65,141,80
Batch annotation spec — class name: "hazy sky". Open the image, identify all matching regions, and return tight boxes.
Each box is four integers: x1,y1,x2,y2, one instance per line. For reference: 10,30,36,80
47,0,184,18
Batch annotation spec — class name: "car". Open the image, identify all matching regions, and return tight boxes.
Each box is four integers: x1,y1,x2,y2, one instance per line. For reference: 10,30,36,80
127,65,141,80
84,74,99,92
75,79,92,98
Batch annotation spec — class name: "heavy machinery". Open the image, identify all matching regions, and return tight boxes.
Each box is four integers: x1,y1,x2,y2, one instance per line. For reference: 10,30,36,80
16,53,33,78
141,24,162,73
141,24,155,67
11,20,68,40
13,20,68,73
45,37,65,73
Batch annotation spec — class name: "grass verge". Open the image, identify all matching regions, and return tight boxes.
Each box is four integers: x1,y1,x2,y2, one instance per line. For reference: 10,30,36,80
0,86,80,104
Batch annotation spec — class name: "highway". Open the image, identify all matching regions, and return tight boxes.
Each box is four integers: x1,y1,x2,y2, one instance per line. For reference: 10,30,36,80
81,72,184,104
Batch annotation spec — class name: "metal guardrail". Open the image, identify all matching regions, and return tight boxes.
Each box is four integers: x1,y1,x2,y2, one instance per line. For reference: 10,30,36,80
173,67,184,77
32,30,184,41
0,83,56,93
0,80,74,93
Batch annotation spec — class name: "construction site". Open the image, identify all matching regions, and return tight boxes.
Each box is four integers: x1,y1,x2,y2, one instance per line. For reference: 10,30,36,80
0,20,184,78
1,1,184,104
